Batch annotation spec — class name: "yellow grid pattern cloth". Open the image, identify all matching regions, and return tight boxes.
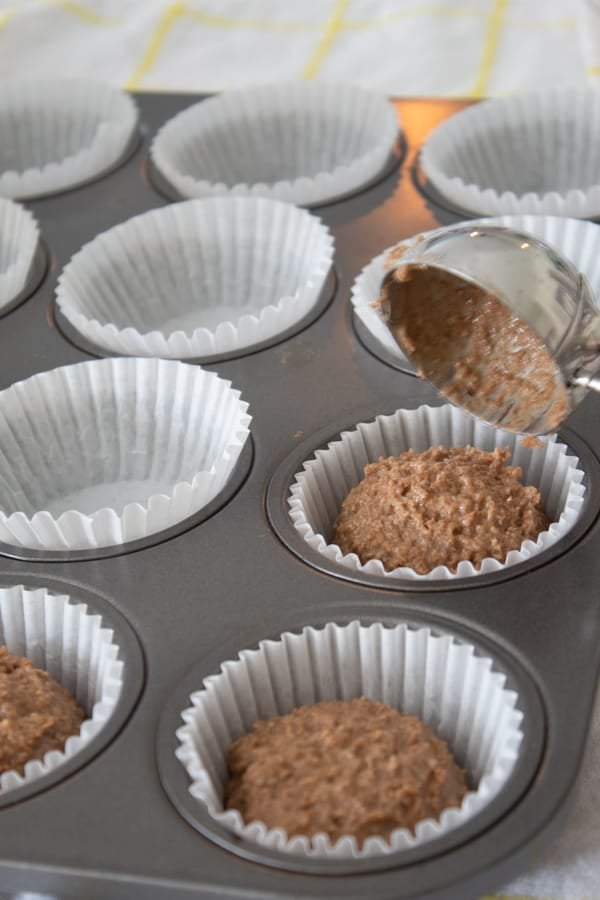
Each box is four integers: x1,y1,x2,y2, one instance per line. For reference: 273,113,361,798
0,0,598,97
0,2,600,899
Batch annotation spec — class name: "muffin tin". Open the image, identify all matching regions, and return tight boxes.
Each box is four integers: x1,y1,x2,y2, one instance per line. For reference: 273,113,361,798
0,91,599,899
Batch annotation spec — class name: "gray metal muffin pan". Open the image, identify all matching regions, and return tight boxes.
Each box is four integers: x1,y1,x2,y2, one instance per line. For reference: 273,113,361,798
0,93,599,900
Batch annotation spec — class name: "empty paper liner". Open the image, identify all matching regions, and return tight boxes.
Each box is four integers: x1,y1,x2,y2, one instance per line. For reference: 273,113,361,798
0,77,138,199
419,87,600,217
150,81,400,206
175,620,524,859
0,357,251,551
0,197,40,312
55,196,334,358
288,404,585,581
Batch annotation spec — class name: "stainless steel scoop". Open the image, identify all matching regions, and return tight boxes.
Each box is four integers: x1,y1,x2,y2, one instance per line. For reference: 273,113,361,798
379,223,600,434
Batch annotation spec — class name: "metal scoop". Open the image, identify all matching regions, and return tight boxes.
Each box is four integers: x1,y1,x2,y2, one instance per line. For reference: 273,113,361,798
379,223,600,434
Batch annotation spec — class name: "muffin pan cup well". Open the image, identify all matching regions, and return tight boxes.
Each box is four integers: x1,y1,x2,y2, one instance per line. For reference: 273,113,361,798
418,87,600,219
161,618,534,871
0,92,600,900
0,357,252,556
0,77,140,200
280,403,586,584
53,267,338,366
149,81,402,207
0,198,46,316
0,574,144,810
54,197,335,360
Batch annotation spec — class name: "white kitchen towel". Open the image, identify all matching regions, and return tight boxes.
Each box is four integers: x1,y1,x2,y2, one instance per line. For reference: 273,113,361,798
0,0,595,98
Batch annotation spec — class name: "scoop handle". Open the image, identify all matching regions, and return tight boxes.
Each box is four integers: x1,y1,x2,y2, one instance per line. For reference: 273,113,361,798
566,288,600,394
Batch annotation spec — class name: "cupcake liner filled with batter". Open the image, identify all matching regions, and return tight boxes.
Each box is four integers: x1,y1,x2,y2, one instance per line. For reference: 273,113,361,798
419,87,600,217
150,81,400,207
55,196,334,358
0,584,123,794
351,215,600,378
0,198,40,312
0,357,251,551
288,404,585,581
0,78,138,199
175,620,524,858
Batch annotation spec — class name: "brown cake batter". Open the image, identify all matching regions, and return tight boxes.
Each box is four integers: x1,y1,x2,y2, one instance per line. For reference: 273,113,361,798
225,697,468,845
381,264,569,434
0,646,86,776
333,446,549,574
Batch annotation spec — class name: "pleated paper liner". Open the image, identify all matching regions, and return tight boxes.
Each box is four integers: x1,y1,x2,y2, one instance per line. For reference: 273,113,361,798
175,620,524,860
54,197,334,359
0,584,124,797
350,215,600,374
419,87,600,218
0,78,139,200
288,404,585,582
0,357,251,552
0,197,43,314
149,81,400,207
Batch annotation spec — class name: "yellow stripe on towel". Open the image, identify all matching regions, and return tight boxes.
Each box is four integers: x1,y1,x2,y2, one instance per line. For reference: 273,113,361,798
469,0,509,97
0,9,14,29
126,2,322,90
302,0,349,79
125,2,186,91
37,0,121,26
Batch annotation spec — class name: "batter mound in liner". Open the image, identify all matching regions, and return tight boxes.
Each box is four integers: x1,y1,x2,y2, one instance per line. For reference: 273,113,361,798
333,446,550,574
225,697,468,846
0,646,86,777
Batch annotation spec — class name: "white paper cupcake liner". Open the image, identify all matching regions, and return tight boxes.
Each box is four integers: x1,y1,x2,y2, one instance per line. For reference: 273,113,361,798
55,197,334,358
0,583,123,794
0,357,251,551
0,197,40,312
351,215,600,371
420,87,600,217
0,78,138,200
288,404,585,581
176,620,524,858
150,81,399,207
